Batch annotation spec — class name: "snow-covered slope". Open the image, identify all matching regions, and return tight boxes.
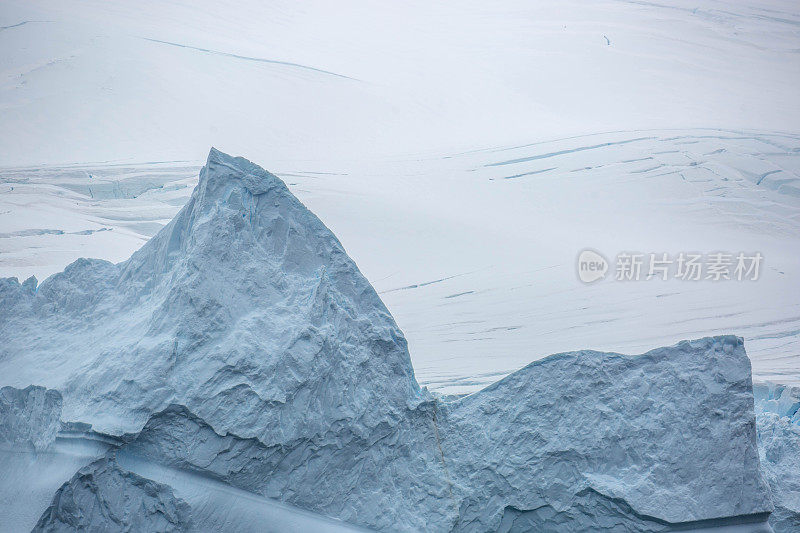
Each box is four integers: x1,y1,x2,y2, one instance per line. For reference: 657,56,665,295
0,151,777,531
1,0,798,166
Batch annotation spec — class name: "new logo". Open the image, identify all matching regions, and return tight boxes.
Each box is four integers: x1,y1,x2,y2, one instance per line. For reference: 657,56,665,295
577,249,608,283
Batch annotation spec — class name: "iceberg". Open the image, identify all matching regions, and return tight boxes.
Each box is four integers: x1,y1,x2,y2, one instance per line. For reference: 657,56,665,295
0,150,779,531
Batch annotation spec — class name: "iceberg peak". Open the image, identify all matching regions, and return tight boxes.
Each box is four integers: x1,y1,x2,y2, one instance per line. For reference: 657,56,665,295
202,147,283,197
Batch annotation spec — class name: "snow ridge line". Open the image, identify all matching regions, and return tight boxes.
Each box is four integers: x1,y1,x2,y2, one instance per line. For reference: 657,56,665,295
141,38,360,81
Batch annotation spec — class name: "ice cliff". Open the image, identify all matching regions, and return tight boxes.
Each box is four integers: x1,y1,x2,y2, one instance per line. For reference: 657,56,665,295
0,385,61,451
0,149,784,531
754,384,800,532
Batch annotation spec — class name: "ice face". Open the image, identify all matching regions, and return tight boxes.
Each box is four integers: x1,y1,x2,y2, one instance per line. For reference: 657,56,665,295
755,383,800,531
0,385,62,452
439,336,773,531
32,457,192,533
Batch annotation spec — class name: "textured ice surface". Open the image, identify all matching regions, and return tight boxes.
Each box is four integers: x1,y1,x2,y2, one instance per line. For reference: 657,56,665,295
33,457,192,533
755,383,800,424
0,151,778,531
114,451,374,533
118,335,774,532
0,385,61,451
754,383,800,532
118,403,451,531
0,404,369,533
440,336,772,531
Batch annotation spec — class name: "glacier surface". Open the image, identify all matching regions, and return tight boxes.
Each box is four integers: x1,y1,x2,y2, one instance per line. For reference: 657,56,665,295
0,150,785,531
